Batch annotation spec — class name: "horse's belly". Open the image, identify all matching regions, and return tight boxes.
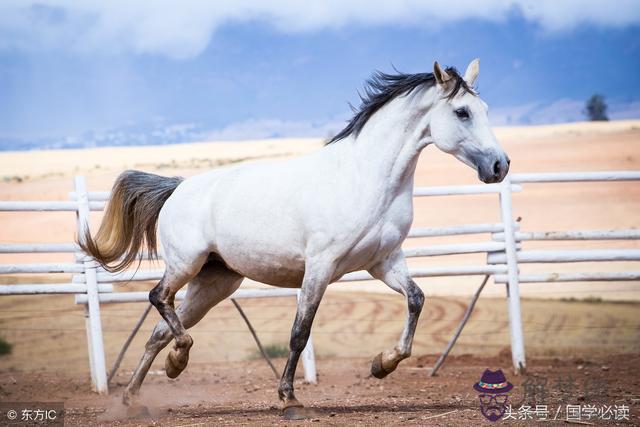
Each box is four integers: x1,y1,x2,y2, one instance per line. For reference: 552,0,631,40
215,244,306,288
235,262,305,288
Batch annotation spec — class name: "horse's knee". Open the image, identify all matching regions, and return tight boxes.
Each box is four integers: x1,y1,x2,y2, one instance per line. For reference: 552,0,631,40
289,337,304,354
407,282,424,314
289,326,311,354
149,283,167,309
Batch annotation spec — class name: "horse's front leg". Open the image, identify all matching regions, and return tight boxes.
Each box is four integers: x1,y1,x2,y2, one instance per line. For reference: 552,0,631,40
368,248,425,379
278,262,331,419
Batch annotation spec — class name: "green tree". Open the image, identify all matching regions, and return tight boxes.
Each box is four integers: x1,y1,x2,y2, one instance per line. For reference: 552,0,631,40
585,94,609,121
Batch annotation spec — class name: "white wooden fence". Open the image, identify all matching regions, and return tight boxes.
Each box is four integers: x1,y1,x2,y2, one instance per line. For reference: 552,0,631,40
1,171,638,393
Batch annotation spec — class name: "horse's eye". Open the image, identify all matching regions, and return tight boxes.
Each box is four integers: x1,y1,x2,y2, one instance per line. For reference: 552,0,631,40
455,107,470,120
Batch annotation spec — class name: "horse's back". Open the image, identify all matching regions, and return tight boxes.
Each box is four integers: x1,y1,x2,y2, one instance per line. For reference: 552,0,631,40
156,148,408,285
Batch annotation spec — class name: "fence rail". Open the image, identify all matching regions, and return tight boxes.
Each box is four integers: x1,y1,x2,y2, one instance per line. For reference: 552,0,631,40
0,201,105,211
492,229,640,241
0,243,78,253
1,170,639,392
0,283,113,295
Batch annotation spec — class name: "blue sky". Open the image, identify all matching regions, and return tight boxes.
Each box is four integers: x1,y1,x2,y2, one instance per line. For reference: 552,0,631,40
1,1,640,150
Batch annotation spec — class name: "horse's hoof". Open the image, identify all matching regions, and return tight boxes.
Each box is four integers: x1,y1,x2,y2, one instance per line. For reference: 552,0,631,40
283,406,318,420
371,352,391,379
165,348,188,379
126,403,150,419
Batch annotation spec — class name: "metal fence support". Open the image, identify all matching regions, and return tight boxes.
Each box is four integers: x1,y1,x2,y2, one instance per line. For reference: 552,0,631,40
430,275,490,377
75,176,109,394
231,299,280,380
108,304,153,385
499,176,526,374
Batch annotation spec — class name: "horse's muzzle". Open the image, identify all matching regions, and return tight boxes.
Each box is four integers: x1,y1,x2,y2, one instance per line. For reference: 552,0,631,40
477,153,510,184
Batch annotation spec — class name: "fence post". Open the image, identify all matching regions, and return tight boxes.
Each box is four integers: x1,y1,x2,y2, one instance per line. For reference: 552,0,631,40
75,176,109,394
297,290,318,383
499,176,526,373
83,304,96,387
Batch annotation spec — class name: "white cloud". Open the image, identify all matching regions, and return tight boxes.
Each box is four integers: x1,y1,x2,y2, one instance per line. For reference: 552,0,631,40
513,0,640,31
1,1,639,59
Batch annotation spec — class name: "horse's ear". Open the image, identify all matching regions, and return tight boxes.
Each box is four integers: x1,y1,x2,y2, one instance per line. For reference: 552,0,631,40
433,61,452,87
464,58,480,87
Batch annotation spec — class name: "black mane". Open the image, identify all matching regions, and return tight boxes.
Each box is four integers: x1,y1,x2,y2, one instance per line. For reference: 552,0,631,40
327,67,472,144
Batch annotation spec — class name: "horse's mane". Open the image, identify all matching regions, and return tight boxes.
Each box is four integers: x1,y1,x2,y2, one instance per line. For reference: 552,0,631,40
327,66,472,144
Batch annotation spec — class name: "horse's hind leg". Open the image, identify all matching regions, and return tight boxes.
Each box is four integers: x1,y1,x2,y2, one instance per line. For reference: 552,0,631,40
123,263,243,406
147,259,204,380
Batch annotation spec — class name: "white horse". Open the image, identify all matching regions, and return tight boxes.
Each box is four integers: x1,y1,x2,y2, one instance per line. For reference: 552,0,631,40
80,59,509,419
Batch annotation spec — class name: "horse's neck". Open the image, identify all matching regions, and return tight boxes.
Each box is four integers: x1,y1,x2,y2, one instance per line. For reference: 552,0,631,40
347,92,433,198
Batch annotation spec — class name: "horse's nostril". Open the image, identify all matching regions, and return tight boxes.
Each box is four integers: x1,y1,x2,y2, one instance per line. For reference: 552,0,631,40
507,158,511,166
493,160,501,175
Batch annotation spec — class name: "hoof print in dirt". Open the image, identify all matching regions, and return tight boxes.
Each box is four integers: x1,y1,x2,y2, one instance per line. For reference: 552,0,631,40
283,406,319,420
126,404,151,419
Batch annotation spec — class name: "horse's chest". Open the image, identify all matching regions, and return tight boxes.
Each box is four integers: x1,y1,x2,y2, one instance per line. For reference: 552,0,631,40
354,227,403,260
338,206,412,273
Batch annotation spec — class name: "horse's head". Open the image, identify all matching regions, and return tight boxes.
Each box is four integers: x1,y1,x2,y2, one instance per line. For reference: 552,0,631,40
428,59,509,184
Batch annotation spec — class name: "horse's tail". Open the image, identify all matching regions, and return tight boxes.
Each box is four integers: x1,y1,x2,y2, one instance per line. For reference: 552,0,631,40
78,170,183,273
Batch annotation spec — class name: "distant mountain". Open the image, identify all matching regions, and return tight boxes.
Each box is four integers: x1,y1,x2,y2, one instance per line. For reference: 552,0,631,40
1,99,638,151
0,121,209,151
490,98,640,126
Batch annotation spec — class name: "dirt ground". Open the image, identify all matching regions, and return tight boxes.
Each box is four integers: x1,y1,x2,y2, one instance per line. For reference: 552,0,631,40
0,293,638,425
1,353,638,426
1,292,639,372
